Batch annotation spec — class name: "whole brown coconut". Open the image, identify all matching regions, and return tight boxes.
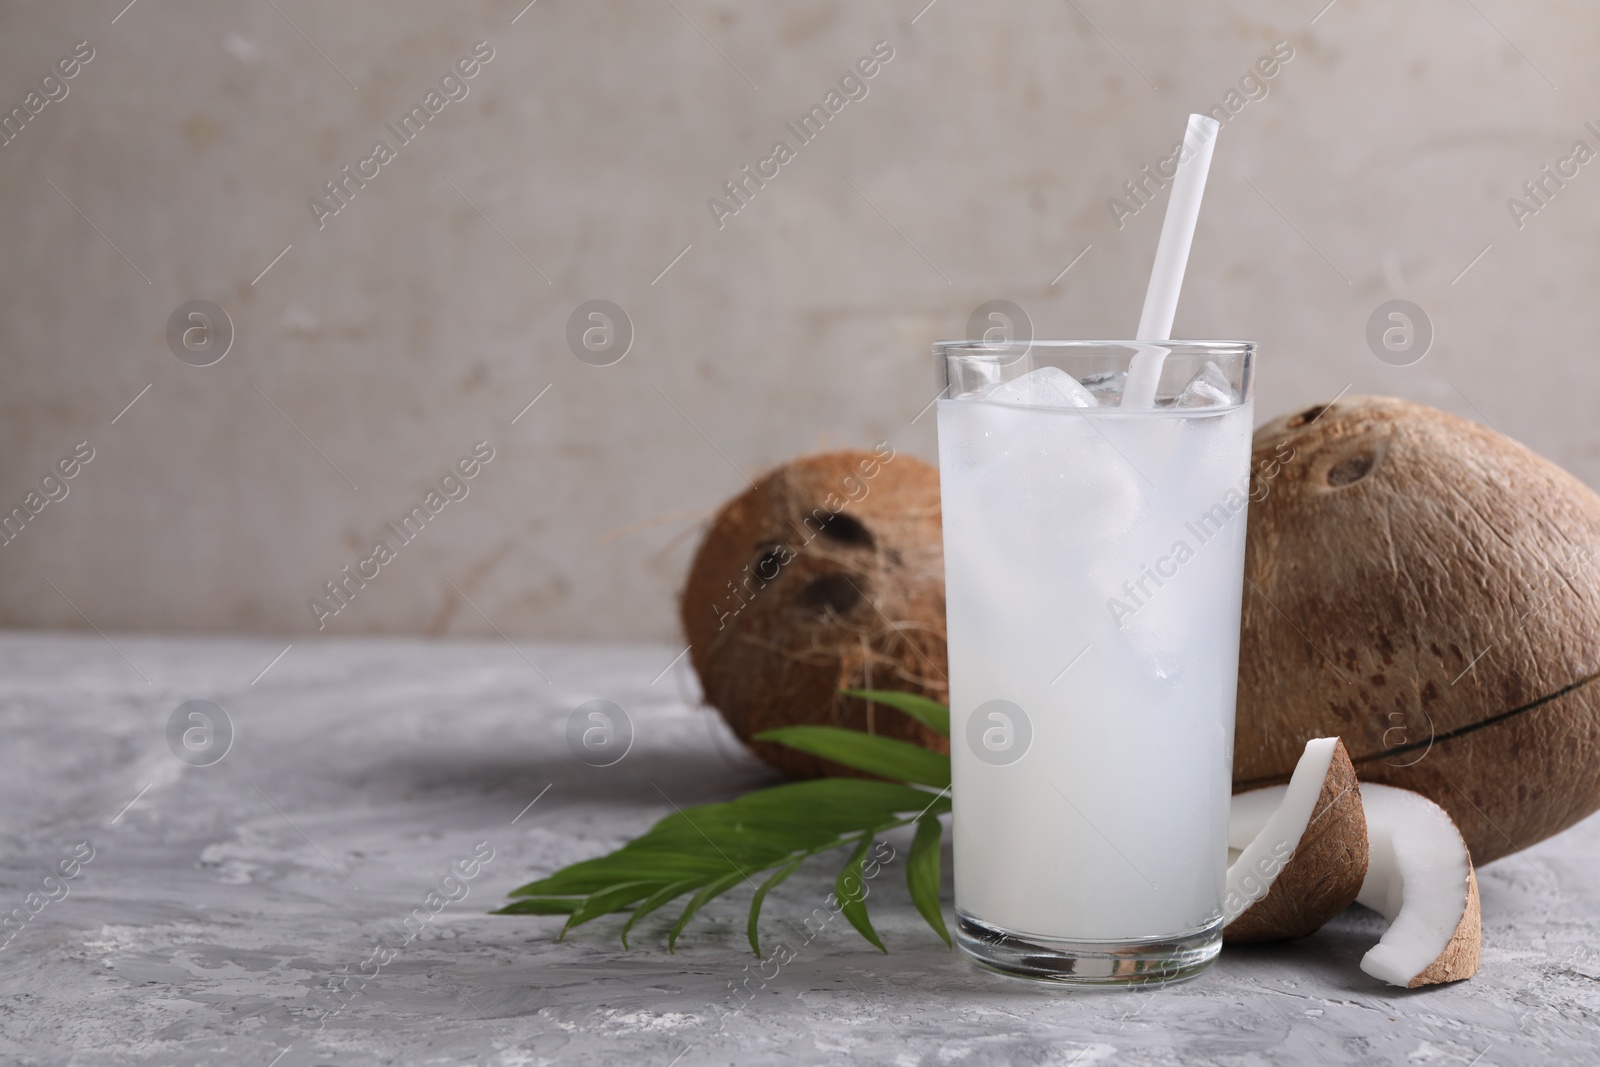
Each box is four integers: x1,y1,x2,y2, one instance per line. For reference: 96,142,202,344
681,448,949,779
1235,396,1600,864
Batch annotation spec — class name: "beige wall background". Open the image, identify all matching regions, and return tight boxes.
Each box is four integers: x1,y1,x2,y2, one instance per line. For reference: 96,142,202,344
1,0,1597,641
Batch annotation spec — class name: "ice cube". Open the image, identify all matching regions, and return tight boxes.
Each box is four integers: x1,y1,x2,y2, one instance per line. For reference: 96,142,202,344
984,366,1097,409
1080,369,1127,405
1172,361,1236,408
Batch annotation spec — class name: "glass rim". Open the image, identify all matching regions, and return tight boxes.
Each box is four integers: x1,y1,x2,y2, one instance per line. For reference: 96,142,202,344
936,337,1255,410
934,338,1255,358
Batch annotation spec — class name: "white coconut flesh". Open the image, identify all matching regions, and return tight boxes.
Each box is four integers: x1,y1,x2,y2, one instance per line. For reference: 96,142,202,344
1355,782,1474,986
1223,737,1338,923
1228,785,1287,857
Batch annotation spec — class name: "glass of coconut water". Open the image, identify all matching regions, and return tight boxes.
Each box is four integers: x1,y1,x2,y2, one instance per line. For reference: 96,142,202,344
936,338,1254,984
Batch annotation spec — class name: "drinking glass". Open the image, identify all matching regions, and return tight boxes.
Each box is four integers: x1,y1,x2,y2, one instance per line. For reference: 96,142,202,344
935,339,1255,984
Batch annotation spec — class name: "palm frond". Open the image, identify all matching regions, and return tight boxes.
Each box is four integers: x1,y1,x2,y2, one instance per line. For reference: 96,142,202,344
497,693,955,953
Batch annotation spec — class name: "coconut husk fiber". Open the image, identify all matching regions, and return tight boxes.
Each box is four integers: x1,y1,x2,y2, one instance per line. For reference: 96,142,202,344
681,448,949,779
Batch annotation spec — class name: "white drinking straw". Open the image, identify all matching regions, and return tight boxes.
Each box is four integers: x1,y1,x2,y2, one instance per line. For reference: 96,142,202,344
1121,113,1222,408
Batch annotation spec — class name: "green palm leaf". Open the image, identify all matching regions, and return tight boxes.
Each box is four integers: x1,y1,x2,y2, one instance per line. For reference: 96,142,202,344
841,689,951,737
907,812,951,946
835,830,887,953
622,879,702,949
747,858,803,956
560,880,662,937
752,726,951,788
498,690,957,955
494,896,582,915
669,869,748,951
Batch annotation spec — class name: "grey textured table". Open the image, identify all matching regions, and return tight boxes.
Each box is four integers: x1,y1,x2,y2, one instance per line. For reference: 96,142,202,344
2,632,1597,1065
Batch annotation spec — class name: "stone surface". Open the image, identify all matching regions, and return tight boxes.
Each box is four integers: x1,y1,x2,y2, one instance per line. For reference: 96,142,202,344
2,632,1599,1065
3,2,1600,642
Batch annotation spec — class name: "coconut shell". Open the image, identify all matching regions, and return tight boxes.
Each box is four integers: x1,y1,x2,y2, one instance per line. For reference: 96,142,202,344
1409,866,1481,988
1235,396,1600,864
1226,740,1368,943
681,449,949,779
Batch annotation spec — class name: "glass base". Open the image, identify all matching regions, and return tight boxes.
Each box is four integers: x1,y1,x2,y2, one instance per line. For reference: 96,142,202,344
955,910,1222,987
